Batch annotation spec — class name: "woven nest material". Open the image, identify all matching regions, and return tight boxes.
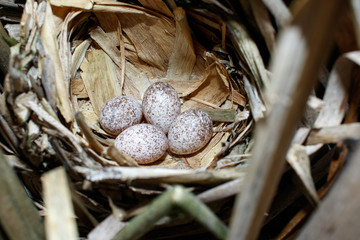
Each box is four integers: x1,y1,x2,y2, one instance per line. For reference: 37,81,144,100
2,0,360,239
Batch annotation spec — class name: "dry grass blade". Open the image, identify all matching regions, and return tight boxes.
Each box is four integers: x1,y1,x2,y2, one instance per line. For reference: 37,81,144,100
226,19,269,118
74,166,245,185
0,149,44,240
75,112,105,156
197,178,245,203
286,144,319,205
40,2,73,123
262,0,292,26
249,0,276,53
314,52,359,128
42,167,78,240
242,75,265,120
88,214,125,240
306,123,360,145
71,39,91,79
228,0,346,239
296,143,360,240
107,145,139,167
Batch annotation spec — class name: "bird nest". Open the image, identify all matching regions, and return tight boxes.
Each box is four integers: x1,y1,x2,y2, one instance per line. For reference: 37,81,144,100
2,0,359,239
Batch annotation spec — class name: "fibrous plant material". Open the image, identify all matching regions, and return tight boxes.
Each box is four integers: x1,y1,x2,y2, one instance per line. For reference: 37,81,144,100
0,150,44,240
42,167,78,240
228,0,346,239
2,0,360,239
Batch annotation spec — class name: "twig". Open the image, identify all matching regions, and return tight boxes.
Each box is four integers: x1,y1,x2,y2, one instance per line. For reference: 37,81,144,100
112,185,228,240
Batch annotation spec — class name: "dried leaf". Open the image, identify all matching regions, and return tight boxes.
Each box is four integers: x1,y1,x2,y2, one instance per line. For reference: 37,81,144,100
71,39,91,79
306,123,360,145
139,0,174,18
80,48,122,115
50,0,93,9
286,144,319,205
166,7,196,80
314,52,359,128
42,167,79,240
88,214,125,240
250,0,276,53
262,0,292,27
40,2,73,123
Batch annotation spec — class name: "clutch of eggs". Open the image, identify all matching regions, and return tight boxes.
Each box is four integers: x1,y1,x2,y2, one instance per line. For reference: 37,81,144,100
99,82,213,164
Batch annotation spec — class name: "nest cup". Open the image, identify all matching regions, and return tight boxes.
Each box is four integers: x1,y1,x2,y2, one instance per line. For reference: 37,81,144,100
4,0,252,237
5,0,353,239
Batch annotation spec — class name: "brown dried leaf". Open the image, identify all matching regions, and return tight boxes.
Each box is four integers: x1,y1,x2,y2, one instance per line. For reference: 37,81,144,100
71,78,88,98
139,0,174,18
185,62,230,110
116,7,175,71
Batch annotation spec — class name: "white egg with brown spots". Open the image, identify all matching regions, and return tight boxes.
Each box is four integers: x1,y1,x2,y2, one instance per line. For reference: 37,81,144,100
168,109,213,155
114,124,168,164
99,96,142,136
142,82,181,134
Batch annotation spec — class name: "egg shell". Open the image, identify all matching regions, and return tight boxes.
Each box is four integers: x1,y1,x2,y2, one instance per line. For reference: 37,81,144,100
168,109,213,155
142,82,181,134
99,96,142,136
114,124,168,164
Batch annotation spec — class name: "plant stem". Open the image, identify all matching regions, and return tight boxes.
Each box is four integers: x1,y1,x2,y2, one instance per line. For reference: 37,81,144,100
0,149,45,240
112,185,228,240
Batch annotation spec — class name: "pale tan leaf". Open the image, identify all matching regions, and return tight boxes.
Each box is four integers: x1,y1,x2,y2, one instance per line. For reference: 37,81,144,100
80,49,122,115
306,123,360,145
42,167,78,240
314,52,360,128
88,214,125,240
71,39,92,79
71,78,88,98
262,0,292,27
40,2,73,123
50,0,93,9
89,26,122,69
287,144,319,205
166,7,196,80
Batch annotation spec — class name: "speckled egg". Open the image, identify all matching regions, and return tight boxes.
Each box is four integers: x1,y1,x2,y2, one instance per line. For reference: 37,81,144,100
99,96,142,136
142,82,181,134
114,124,168,164
168,109,213,155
